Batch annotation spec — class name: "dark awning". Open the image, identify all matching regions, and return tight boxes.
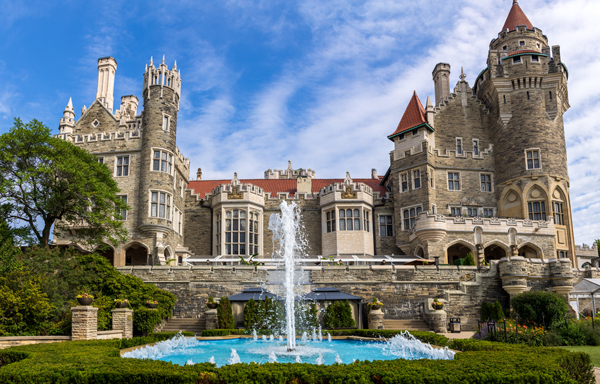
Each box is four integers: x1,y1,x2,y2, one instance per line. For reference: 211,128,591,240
228,287,283,302
300,287,363,302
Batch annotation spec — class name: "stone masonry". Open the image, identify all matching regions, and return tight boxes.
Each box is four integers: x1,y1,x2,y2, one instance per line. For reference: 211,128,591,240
71,306,98,341
111,308,133,339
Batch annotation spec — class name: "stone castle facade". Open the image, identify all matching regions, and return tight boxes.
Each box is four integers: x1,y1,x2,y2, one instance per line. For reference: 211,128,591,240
55,1,580,269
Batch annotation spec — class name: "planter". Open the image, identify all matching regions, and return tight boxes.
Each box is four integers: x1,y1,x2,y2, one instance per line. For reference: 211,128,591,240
146,303,158,309
77,297,93,306
432,303,444,311
369,305,382,311
207,303,218,309
115,302,129,309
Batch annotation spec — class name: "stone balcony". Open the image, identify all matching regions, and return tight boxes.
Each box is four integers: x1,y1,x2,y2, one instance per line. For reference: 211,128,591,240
409,212,555,243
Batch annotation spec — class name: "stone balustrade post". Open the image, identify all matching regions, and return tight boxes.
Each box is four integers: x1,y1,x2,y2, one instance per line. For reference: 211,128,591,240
111,308,133,339
71,306,98,341
205,309,218,330
424,298,447,333
368,307,385,330
498,256,528,298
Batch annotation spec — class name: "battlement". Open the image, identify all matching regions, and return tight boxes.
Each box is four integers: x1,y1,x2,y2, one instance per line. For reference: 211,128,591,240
264,161,315,179
143,56,182,104
55,125,142,144
174,146,190,171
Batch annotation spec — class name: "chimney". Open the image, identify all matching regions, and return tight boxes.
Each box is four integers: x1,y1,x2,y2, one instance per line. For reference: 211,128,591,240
296,176,312,195
371,169,378,179
432,63,451,107
196,168,202,180
96,57,117,112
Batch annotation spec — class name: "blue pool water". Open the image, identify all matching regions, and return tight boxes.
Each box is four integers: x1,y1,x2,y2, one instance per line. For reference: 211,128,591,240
122,333,454,366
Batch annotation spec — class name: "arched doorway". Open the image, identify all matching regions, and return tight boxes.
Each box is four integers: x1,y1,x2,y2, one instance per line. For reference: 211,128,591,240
518,245,539,258
125,243,149,266
415,246,425,258
484,244,507,262
178,256,183,265
164,248,171,265
96,245,114,266
447,243,473,265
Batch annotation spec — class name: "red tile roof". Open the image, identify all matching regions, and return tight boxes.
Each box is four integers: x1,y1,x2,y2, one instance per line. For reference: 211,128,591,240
188,178,388,198
387,91,429,140
502,1,533,31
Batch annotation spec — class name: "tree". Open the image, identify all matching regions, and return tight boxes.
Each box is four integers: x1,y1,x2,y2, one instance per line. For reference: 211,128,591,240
511,291,569,327
217,296,235,329
0,118,128,247
464,252,476,266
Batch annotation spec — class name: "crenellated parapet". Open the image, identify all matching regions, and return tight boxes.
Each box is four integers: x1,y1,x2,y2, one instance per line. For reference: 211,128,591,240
264,161,315,179
498,256,573,298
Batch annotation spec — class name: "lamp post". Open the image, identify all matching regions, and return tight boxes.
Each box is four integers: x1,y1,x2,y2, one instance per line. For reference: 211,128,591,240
503,318,507,343
515,314,519,345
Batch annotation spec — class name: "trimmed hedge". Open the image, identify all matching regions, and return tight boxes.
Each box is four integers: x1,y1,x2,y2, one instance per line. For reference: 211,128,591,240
0,336,593,383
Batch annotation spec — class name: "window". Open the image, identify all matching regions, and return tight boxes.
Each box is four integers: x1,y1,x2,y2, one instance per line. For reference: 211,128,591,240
150,191,171,219
398,133,405,140
473,140,479,155
339,209,360,231
467,208,477,217
326,210,336,233
162,115,169,131
483,208,494,217
413,170,421,189
526,150,541,169
153,150,173,174
549,91,552,101
531,55,539,62
97,157,104,164
528,201,546,220
173,207,183,234
403,206,422,230
527,91,530,100
249,212,259,255
429,168,435,188
412,130,419,136
557,251,567,259
519,41,525,46
503,95,507,104
116,156,129,176
92,119,99,127
116,195,127,220
363,210,370,233
503,45,507,50
513,57,521,64
554,202,564,225
456,138,462,154
179,181,184,198
481,174,493,192
225,209,246,255
450,207,461,216
379,215,393,237
215,214,221,255
401,173,409,192
448,172,460,190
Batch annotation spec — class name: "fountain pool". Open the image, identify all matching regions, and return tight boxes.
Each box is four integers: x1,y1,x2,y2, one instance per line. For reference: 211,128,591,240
122,332,454,366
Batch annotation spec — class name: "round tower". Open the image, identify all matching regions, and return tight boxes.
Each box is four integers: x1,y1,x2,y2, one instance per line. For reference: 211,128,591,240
137,55,183,264
475,0,574,262
432,63,451,107
58,98,75,134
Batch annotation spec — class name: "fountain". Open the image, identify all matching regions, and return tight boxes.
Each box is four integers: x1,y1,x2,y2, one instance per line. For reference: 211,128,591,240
122,202,455,366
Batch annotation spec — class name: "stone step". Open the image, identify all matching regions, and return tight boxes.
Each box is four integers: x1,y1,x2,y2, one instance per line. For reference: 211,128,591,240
161,318,206,333
383,319,431,331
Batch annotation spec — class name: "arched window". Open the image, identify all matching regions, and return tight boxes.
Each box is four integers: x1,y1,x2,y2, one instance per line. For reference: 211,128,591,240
552,188,567,226
527,187,547,221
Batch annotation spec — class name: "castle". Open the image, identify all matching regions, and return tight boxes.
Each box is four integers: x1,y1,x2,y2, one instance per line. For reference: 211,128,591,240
54,1,581,269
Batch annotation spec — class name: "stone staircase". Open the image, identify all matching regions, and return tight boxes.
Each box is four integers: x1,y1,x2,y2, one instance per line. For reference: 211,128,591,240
383,318,431,331
161,318,206,334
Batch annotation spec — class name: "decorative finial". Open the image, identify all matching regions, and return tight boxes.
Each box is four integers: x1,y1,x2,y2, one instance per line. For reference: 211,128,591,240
67,97,73,109
150,56,153,66
459,67,467,81
162,55,165,64
173,60,177,69
513,0,518,4
287,160,292,169
145,64,148,71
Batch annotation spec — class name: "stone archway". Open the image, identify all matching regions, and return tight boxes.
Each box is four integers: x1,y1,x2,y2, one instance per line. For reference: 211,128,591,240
447,243,473,265
484,244,507,262
518,245,539,258
124,243,149,266
415,246,425,258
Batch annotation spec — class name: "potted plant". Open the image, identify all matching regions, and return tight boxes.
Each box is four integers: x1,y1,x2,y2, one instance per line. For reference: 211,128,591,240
432,299,444,311
146,300,158,309
76,293,94,306
368,297,383,311
207,297,218,309
114,298,129,308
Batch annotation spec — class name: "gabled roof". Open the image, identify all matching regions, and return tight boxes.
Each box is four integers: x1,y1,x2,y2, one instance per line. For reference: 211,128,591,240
502,1,533,31
228,288,282,302
187,178,388,199
387,91,433,141
300,287,364,302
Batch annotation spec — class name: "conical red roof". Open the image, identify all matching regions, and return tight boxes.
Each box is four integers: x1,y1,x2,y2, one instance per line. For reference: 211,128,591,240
502,1,533,31
387,91,429,140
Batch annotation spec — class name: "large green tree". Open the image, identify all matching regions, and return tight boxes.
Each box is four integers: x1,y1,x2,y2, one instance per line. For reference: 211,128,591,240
0,118,128,247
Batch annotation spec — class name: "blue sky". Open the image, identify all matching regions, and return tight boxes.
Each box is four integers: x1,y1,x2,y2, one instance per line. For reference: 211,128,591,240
0,0,599,245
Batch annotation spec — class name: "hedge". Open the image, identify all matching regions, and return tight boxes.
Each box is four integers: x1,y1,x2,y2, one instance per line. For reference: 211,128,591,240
0,336,593,383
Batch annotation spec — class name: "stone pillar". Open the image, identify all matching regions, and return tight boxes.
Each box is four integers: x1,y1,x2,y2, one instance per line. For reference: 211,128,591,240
71,306,98,341
368,308,385,330
551,258,574,298
206,309,218,330
498,256,528,298
424,299,447,333
111,308,133,339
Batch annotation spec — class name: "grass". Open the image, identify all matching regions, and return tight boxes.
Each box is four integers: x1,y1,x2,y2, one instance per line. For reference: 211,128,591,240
562,346,600,367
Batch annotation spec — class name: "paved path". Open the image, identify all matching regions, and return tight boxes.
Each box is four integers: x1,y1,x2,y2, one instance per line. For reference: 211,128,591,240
594,367,600,384
438,332,475,340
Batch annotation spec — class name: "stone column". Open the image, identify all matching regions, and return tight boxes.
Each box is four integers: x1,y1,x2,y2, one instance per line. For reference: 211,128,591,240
368,307,385,330
424,299,447,333
111,308,133,339
206,309,218,330
498,256,528,298
551,258,574,298
71,306,98,341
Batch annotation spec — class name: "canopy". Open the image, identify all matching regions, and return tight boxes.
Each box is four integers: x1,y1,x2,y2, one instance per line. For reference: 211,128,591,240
300,287,363,302
570,279,600,296
227,288,282,302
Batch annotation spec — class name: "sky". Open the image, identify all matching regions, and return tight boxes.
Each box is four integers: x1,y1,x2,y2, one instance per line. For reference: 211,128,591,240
0,0,598,245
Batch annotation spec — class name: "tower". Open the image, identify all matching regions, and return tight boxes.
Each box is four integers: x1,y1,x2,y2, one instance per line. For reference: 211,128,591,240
95,57,117,112
432,63,451,106
58,98,75,134
475,0,574,261
137,55,183,264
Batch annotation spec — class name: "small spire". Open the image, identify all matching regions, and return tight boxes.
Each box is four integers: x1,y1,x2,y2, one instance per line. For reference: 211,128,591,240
173,60,177,69
67,97,73,109
426,96,433,108
150,56,153,66
145,63,148,71
162,55,165,64
459,67,467,81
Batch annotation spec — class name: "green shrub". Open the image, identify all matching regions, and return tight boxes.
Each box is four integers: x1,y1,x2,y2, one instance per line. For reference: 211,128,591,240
217,297,234,330
464,252,475,266
242,297,284,332
133,307,162,336
558,352,595,384
511,290,569,327
492,301,505,321
294,301,319,330
200,329,245,337
243,298,257,329
323,301,356,329
481,301,491,321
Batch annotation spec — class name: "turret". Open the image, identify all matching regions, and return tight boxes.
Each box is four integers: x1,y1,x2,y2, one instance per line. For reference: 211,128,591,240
432,63,450,107
59,98,75,134
96,57,117,112
143,55,181,108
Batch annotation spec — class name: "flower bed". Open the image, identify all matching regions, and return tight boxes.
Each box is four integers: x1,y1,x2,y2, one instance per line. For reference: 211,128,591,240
0,334,593,383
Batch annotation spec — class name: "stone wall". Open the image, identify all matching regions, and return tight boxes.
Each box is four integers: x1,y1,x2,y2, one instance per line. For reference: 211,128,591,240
0,336,71,350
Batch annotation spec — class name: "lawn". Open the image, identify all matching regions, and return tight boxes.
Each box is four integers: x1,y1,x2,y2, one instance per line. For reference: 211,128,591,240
562,346,600,367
